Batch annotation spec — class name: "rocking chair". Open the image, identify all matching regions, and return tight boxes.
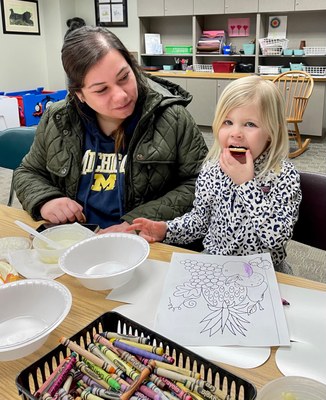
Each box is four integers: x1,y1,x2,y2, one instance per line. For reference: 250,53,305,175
273,70,314,158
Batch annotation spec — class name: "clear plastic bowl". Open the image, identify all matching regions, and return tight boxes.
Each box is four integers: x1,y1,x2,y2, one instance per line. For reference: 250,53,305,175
257,376,326,400
33,224,94,264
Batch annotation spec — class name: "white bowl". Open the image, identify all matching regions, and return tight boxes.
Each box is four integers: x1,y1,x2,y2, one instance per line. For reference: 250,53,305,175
59,233,150,291
33,224,95,264
0,279,72,361
257,376,326,399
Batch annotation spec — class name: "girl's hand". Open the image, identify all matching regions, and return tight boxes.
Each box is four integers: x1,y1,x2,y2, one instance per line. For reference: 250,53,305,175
40,198,86,224
98,221,134,234
126,218,167,243
219,148,255,185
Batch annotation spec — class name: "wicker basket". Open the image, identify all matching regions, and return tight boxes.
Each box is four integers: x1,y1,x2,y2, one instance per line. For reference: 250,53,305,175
259,37,289,56
192,64,213,72
303,47,326,56
303,66,326,76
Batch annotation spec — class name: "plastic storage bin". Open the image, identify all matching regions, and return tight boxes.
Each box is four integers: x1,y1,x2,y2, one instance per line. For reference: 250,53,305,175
164,45,193,54
16,311,257,400
212,61,236,73
5,87,67,126
0,96,20,130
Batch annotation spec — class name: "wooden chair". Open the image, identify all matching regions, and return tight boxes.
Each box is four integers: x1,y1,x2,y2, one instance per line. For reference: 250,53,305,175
292,171,326,251
273,70,314,158
0,126,36,206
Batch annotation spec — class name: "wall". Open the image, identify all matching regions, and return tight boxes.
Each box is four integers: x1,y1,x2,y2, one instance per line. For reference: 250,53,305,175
0,0,139,92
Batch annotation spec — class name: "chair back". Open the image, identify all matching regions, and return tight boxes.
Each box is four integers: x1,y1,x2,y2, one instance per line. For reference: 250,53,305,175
273,71,314,123
0,127,36,170
292,171,326,251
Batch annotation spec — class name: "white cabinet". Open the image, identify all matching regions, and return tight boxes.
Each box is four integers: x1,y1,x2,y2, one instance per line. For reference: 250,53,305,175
193,0,224,15
137,0,164,17
137,0,193,17
164,0,193,16
225,0,258,13
187,79,217,126
300,82,326,137
295,0,326,11
259,0,295,12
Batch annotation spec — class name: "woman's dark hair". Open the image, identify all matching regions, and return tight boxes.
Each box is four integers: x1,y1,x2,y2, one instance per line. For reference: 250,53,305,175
61,26,147,103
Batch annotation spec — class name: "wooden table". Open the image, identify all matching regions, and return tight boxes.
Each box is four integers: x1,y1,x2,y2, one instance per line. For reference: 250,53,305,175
1,204,326,399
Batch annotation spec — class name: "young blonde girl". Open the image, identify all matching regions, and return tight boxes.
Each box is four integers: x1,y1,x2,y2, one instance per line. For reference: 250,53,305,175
128,76,302,273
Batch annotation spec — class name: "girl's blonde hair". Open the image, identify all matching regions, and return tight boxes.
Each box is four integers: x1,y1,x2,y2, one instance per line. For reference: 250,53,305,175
206,75,289,176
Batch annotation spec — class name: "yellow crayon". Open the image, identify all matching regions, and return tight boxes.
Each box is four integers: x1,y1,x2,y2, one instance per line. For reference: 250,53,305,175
154,360,201,379
176,382,204,400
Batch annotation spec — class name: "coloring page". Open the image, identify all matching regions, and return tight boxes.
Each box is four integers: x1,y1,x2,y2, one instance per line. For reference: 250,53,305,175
155,252,290,347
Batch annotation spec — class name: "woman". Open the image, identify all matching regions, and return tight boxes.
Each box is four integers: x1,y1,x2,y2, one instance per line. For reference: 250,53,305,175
13,26,208,233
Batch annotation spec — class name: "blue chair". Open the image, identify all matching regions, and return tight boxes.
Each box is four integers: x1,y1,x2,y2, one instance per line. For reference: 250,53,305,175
0,126,36,206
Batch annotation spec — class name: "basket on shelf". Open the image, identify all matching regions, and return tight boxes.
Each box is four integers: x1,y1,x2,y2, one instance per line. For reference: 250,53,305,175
303,66,326,76
258,65,282,75
259,37,289,56
303,47,326,56
192,64,214,72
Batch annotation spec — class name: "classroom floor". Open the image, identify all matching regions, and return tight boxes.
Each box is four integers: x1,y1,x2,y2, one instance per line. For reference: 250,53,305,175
1,132,325,283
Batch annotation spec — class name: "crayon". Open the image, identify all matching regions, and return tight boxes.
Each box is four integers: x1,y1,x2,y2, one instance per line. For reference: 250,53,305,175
89,386,121,400
76,361,111,390
146,381,170,400
112,340,174,364
80,388,103,400
41,394,53,400
120,360,156,400
81,357,121,391
125,376,160,400
190,385,228,400
159,377,192,400
117,347,166,390
94,334,121,355
60,337,116,375
35,357,70,397
151,361,201,379
47,352,77,397
54,387,74,400
62,368,76,392
282,298,290,306
95,342,140,381
80,375,102,389
110,338,164,356
101,332,150,345
175,382,204,400
154,368,215,392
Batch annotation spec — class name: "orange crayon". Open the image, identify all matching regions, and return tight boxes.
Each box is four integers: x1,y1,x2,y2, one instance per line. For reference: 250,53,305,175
120,360,156,400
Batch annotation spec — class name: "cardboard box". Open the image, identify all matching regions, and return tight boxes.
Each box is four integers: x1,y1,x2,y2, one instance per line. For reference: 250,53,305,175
5,87,67,126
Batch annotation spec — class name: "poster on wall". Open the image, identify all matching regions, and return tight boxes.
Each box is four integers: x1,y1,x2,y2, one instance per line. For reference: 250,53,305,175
228,17,250,37
94,0,128,27
268,16,287,38
0,0,40,35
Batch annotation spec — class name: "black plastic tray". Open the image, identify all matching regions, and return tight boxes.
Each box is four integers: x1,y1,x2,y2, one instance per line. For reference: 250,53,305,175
16,311,257,400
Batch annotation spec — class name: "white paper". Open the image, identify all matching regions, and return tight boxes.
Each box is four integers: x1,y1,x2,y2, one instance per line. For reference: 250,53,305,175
275,284,326,383
8,249,64,279
268,16,287,38
113,301,271,369
144,33,162,55
155,253,290,347
276,342,326,384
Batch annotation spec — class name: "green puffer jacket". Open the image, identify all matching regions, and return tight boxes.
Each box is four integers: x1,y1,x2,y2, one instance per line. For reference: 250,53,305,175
13,75,208,223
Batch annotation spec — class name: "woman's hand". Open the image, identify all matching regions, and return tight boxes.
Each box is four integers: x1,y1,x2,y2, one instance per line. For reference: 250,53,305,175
219,148,254,185
40,198,85,224
126,218,168,243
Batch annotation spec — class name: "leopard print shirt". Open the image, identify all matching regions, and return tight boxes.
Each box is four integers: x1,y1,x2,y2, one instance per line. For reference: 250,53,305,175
165,151,302,267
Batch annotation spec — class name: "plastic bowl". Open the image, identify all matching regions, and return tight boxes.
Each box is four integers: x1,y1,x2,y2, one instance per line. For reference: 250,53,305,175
257,376,326,399
0,279,72,361
33,224,95,264
59,233,150,291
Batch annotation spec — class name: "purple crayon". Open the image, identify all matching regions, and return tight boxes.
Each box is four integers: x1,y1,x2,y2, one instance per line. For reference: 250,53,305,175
112,340,174,364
